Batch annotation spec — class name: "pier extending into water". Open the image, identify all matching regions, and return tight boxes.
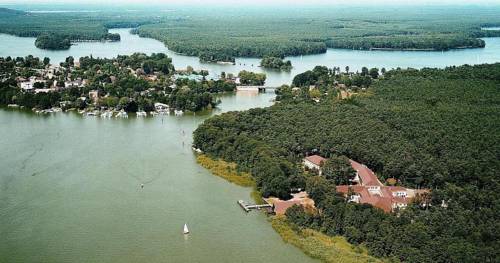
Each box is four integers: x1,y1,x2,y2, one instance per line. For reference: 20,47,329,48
237,200,273,213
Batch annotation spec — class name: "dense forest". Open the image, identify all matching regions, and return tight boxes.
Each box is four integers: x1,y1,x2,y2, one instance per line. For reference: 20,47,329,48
260,56,292,71
238,70,267,86
2,6,500,62
193,64,500,262
0,7,151,42
137,6,500,61
34,34,71,50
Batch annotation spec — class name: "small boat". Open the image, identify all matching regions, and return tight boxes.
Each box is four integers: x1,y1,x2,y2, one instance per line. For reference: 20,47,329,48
101,111,113,118
86,111,98,117
159,110,170,115
116,110,128,118
183,223,189,234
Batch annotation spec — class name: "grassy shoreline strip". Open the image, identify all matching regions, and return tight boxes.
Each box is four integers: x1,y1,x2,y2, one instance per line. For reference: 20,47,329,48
197,154,382,263
271,216,382,263
196,154,255,187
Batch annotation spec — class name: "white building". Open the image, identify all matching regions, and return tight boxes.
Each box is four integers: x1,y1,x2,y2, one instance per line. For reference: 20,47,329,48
303,155,327,175
20,81,34,91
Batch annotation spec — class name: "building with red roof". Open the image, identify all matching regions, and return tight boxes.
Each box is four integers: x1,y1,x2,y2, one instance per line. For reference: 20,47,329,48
350,159,383,187
336,185,411,213
303,155,327,175
265,192,315,215
303,155,424,213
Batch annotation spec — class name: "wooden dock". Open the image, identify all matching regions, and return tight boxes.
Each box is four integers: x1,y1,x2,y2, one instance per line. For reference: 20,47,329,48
237,200,273,213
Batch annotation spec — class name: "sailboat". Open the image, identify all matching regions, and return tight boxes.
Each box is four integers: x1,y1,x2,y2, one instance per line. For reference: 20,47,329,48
183,223,190,234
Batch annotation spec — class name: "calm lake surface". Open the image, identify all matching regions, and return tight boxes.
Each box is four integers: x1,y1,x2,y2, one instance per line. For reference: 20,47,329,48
2,27,500,263
1,28,500,86
0,92,320,263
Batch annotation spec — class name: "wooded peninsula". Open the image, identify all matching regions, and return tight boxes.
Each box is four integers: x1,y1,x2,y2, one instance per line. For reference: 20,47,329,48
2,7,500,61
193,63,500,262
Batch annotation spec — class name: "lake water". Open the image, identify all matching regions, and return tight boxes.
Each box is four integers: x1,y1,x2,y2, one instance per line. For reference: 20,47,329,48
1,28,500,86
0,91,320,263
2,27,500,263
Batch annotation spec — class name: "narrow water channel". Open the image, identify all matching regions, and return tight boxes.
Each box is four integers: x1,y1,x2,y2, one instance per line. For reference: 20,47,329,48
1,28,500,86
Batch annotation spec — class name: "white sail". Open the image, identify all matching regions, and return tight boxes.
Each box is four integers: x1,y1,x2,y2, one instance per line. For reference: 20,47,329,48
183,223,189,234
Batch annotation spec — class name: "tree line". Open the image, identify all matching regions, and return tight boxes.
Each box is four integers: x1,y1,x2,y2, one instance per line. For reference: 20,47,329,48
193,63,500,262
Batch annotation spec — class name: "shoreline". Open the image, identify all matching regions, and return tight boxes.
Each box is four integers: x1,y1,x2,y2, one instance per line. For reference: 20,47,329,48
133,30,489,62
195,154,255,187
271,216,382,263
195,154,383,263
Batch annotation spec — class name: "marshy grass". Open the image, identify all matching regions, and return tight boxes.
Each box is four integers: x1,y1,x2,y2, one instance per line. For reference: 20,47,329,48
196,154,255,187
271,216,382,263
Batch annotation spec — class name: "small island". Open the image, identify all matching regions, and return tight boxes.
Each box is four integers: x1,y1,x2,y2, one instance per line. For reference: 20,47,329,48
199,52,236,64
35,34,71,50
237,70,267,86
35,32,121,50
260,56,292,71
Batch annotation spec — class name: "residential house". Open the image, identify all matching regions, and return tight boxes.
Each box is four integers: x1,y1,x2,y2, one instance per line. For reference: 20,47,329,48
19,77,45,91
88,90,99,104
154,102,169,111
65,79,83,89
35,88,54,94
303,155,327,175
265,191,315,215
20,81,34,91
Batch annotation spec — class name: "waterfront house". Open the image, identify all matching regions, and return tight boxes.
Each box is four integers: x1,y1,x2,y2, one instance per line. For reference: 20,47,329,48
89,90,99,104
265,191,315,215
20,81,34,91
154,102,169,111
303,155,326,175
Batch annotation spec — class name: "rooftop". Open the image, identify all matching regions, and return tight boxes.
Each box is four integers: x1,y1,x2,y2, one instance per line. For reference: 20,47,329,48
305,155,327,166
265,191,315,215
350,159,382,187
336,185,412,213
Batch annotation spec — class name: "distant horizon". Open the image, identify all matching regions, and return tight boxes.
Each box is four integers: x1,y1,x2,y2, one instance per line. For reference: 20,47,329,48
1,0,500,8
